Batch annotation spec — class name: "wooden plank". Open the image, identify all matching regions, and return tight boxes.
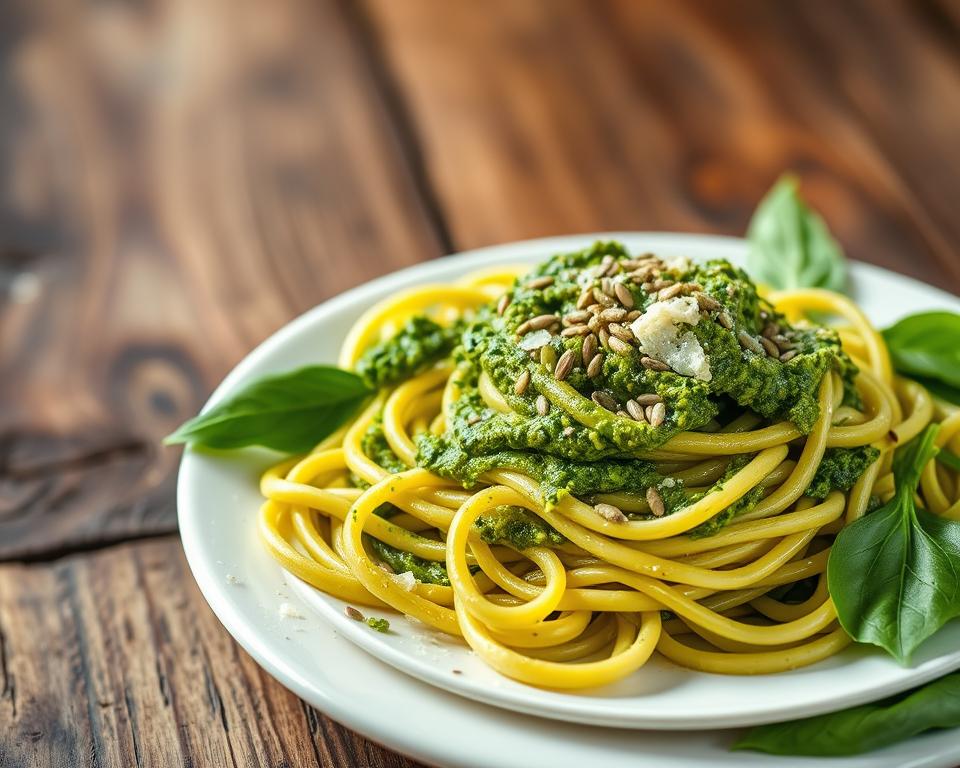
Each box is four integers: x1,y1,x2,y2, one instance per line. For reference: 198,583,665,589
0,0,445,559
362,0,960,291
0,536,424,767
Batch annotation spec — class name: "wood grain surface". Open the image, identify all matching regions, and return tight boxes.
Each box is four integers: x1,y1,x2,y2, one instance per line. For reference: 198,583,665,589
1,0,958,765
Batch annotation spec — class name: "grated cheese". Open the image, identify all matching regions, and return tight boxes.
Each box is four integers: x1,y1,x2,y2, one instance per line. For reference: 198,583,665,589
394,571,417,592
629,297,712,382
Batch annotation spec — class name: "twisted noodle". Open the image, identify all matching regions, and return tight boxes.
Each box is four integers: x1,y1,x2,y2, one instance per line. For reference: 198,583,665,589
258,265,952,688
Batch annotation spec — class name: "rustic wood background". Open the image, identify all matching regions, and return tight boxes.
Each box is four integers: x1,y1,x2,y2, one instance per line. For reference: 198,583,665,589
1,0,958,765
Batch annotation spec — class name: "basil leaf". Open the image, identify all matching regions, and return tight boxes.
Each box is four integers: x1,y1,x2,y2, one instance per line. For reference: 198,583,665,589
165,365,373,453
746,175,846,292
733,672,960,756
907,375,960,407
883,312,960,404
938,447,960,474
828,425,960,663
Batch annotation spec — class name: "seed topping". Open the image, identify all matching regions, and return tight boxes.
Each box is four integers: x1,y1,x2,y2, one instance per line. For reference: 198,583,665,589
737,330,765,355
586,353,604,378
591,390,618,412
614,282,635,308
640,356,671,372
526,275,555,290
515,370,531,396
594,502,627,523
554,349,576,381
646,487,666,517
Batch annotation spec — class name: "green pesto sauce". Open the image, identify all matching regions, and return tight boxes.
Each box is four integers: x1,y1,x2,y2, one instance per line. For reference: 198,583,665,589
354,241,860,538
366,536,451,586
804,446,880,499
349,415,404,518
356,316,461,389
687,455,763,538
417,430,688,512
366,617,390,633
360,414,407,475
475,506,565,549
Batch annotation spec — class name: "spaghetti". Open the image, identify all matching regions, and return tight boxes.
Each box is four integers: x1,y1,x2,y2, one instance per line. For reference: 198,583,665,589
258,243,949,688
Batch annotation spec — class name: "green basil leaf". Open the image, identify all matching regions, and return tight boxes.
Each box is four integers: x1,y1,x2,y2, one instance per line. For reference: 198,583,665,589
746,175,846,292
938,447,960,474
883,311,960,401
165,365,373,453
907,375,960,406
733,672,960,756
828,425,960,663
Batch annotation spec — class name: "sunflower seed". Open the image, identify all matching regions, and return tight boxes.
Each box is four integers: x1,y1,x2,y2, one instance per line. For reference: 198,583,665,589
594,503,627,523
576,289,594,310
685,282,703,292
587,353,604,378
593,287,615,307
601,277,614,297
779,349,799,362
717,310,734,329
649,401,666,427
640,356,671,372
587,314,602,333
516,319,532,335
762,323,780,339
652,279,673,291
563,310,591,325
497,293,511,316
536,394,550,415
596,255,615,277
526,275,555,290
345,606,365,622
626,309,642,321
554,349,576,381
587,303,603,314
467,414,482,425
641,281,656,293
591,390,618,411
599,327,610,349
634,393,662,406
773,334,794,350
646,487,665,517
599,307,628,323
760,336,780,358
561,324,591,337
515,370,531,395
528,314,559,331
562,426,576,438
616,409,631,419
609,336,634,355
626,399,646,421
540,345,558,369
726,283,737,298
621,258,644,271
608,322,634,342
695,292,721,312
613,282,634,308
582,333,598,365
738,331,764,355
658,283,684,301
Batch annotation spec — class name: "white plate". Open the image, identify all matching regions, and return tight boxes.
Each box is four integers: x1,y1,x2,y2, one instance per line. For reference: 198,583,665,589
179,236,960,750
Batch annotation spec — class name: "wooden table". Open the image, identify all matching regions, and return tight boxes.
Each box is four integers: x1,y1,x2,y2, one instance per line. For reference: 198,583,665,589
2,1,959,765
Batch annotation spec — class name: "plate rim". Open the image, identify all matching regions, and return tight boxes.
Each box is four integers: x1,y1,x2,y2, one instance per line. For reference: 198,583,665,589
178,231,960,734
